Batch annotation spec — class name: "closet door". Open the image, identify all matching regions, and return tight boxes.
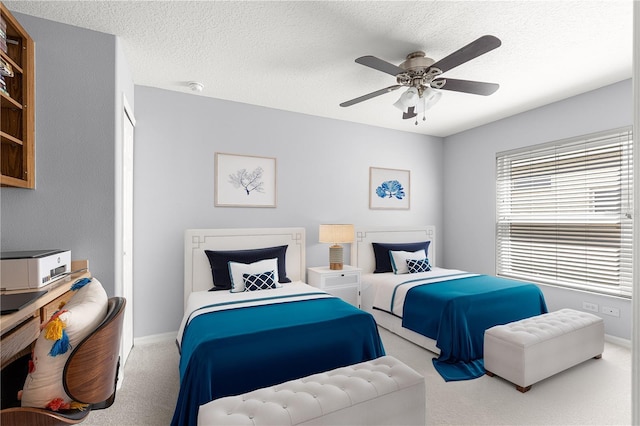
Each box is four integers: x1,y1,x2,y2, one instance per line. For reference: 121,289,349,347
120,95,135,367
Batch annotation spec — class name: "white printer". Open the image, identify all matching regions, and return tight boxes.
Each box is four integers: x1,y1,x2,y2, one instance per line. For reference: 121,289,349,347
1,250,71,291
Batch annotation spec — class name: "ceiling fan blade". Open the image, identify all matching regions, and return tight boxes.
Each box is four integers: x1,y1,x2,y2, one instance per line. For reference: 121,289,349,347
355,56,406,76
433,78,499,96
429,35,501,74
402,106,417,120
340,85,402,107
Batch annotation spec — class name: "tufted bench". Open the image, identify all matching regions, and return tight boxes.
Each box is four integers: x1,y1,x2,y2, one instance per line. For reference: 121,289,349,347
484,308,604,392
197,356,425,425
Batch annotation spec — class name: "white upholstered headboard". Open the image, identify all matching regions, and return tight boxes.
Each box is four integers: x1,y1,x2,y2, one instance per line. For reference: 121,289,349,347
184,228,306,308
351,226,436,274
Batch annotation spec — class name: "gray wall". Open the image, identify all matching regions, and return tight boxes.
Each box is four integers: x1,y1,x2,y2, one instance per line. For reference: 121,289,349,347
133,86,444,337
1,14,118,296
443,79,633,339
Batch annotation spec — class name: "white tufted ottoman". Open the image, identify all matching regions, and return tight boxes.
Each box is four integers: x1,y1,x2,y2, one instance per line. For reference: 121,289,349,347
197,356,425,425
484,308,604,392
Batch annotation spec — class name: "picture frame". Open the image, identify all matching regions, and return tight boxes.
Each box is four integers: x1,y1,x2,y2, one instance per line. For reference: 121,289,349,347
369,167,410,210
214,152,277,207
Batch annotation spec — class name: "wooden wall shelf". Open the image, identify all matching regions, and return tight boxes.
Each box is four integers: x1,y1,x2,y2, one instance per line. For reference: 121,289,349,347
1,2,35,189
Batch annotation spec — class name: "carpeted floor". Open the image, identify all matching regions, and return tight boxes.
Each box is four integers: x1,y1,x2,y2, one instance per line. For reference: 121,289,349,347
84,327,632,425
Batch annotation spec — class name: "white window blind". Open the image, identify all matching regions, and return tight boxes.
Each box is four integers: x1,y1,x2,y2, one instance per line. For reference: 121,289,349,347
496,127,633,298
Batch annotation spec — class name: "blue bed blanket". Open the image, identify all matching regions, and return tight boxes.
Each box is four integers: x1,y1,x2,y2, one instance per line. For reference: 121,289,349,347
402,275,547,381
171,296,385,426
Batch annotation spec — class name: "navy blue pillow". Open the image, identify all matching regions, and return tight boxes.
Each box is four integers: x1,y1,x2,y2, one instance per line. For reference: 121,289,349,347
372,241,431,273
204,245,291,290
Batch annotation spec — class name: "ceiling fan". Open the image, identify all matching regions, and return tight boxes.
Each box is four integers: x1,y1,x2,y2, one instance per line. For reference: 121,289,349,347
340,35,501,124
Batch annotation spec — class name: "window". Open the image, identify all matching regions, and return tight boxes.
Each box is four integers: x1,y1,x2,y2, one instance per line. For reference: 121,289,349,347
496,128,633,298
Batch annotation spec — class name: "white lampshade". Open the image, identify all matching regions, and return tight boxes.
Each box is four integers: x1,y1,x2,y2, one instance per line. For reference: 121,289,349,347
319,224,354,270
418,87,442,113
393,86,442,116
393,87,419,111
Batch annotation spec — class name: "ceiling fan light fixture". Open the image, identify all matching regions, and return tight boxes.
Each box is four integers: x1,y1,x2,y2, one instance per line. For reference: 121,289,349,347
393,87,419,111
402,87,442,115
421,87,443,112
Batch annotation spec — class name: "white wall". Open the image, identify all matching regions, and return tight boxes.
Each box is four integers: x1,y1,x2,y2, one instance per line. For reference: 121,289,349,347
0,13,119,296
443,79,633,339
133,86,444,337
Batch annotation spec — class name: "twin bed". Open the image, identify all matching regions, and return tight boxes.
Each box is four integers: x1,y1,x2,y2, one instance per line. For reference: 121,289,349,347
174,226,547,425
351,226,548,380
173,228,385,426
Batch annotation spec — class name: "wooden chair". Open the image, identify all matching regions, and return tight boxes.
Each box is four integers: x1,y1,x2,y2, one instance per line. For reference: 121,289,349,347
0,297,126,426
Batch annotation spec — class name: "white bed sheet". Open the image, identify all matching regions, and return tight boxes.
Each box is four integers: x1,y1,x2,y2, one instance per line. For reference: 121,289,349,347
177,281,331,349
366,267,477,317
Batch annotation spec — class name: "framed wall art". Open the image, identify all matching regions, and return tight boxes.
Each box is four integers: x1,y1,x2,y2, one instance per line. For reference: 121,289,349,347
369,167,410,210
214,153,277,207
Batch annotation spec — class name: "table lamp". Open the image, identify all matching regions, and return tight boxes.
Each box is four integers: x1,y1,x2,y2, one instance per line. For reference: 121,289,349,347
318,224,355,270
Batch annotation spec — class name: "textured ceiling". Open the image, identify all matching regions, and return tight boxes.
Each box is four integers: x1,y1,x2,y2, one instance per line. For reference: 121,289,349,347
4,1,633,137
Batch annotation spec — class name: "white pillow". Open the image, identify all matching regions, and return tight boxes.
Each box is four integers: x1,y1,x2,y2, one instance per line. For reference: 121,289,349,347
389,250,427,274
228,258,281,292
21,277,108,410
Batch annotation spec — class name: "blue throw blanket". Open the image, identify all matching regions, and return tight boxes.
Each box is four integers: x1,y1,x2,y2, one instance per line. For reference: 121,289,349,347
172,297,385,426
402,275,547,381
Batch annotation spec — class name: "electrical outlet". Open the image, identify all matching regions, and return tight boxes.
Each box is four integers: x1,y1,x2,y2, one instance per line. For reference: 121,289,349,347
601,306,620,317
582,302,598,312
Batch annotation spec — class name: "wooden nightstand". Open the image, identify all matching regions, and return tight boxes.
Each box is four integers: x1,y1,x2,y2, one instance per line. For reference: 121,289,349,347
307,265,362,308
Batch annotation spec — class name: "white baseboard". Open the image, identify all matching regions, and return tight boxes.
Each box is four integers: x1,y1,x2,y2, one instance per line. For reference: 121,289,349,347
134,331,177,346
605,334,631,349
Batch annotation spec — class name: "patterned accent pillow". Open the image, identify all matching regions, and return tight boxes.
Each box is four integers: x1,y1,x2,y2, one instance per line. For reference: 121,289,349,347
406,258,431,274
21,278,108,410
243,271,277,292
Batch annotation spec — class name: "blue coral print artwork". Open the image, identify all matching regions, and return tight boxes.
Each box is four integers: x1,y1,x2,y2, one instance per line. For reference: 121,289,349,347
369,167,410,210
376,180,406,200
